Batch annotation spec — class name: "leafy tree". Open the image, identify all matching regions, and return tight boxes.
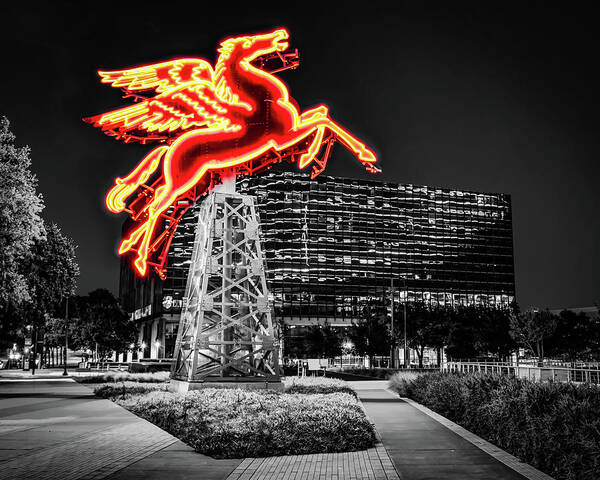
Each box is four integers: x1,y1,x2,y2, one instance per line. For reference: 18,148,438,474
348,302,390,367
474,306,517,361
440,305,518,361
0,116,45,303
18,222,79,370
445,306,479,359
393,302,450,367
510,308,557,364
43,315,79,366
71,289,138,360
590,306,600,361
545,310,599,362
0,116,45,344
24,222,79,326
302,324,343,358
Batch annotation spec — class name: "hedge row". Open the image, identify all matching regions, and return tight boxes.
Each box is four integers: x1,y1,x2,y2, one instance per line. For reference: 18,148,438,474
389,372,600,480
342,367,435,379
283,376,358,398
76,371,170,384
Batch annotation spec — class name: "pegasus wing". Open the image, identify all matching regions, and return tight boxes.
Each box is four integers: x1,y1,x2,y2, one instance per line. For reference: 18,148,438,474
98,58,214,94
85,81,245,143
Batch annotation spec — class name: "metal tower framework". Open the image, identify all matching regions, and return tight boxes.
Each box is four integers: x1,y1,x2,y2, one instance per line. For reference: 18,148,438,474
170,184,280,387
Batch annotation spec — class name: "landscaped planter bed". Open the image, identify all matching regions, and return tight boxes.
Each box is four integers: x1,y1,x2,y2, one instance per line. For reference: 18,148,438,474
94,378,376,458
389,371,600,480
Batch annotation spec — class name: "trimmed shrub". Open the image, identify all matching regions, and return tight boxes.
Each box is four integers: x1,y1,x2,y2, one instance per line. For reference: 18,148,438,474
343,367,435,379
284,376,357,398
390,372,600,480
342,368,394,379
76,371,170,384
128,362,173,373
387,371,425,395
115,388,376,458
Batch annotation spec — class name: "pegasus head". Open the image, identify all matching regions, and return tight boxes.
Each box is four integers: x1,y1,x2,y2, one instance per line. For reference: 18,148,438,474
219,28,289,64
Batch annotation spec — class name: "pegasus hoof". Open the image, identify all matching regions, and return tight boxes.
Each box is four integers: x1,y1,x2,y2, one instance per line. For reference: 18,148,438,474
118,239,134,255
358,149,377,163
134,257,147,276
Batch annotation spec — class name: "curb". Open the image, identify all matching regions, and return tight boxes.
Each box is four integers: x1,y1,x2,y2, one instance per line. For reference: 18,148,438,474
387,390,555,480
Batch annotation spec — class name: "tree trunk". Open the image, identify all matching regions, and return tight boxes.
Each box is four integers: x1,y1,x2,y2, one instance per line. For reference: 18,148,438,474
417,346,424,368
31,327,37,375
536,339,544,366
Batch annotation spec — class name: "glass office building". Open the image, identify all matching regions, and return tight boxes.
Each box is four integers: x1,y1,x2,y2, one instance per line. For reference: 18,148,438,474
120,171,515,359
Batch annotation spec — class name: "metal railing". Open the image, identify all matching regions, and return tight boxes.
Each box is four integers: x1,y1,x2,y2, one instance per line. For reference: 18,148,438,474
445,361,600,384
85,361,129,371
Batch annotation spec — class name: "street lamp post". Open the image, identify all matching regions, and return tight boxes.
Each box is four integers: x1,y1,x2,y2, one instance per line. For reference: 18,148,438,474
63,296,69,376
390,278,408,369
31,327,37,375
403,282,407,368
390,279,395,369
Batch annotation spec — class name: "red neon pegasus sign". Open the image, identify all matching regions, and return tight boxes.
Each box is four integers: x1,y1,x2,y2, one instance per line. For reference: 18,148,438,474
86,28,379,277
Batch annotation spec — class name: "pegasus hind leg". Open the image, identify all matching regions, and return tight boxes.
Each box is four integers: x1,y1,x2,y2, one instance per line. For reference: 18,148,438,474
118,222,149,255
132,185,181,275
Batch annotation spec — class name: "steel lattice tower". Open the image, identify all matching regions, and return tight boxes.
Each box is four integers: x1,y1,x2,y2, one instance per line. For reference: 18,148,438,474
170,181,281,391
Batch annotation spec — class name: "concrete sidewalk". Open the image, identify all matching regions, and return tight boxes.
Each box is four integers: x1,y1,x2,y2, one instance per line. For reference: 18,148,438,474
0,376,240,480
354,385,529,480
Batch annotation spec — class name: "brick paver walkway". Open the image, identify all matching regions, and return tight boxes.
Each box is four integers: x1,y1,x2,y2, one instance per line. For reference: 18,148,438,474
226,444,399,480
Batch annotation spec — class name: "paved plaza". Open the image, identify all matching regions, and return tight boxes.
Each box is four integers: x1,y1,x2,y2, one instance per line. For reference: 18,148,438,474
0,372,552,480
0,374,239,480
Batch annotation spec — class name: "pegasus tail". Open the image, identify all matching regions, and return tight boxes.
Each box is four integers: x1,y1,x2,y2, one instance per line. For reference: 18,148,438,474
105,146,168,213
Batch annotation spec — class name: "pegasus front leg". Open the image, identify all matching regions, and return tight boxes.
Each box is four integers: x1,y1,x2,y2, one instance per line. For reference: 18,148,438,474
296,109,379,172
298,126,325,169
320,119,378,170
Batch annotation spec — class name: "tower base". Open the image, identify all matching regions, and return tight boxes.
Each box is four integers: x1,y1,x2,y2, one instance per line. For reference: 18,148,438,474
170,181,281,386
170,378,283,393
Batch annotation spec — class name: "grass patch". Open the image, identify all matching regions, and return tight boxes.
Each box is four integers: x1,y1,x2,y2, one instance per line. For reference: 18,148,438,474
94,382,170,399
390,372,600,480
100,385,375,458
283,376,357,398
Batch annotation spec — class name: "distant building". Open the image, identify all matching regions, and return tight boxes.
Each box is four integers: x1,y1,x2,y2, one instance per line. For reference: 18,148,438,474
120,171,516,359
549,306,598,316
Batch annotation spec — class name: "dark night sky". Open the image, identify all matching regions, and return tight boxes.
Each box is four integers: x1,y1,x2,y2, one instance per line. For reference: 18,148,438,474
1,3,598,309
